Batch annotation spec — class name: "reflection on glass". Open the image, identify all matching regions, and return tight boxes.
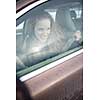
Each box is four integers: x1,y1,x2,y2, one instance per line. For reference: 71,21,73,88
16,3,83,74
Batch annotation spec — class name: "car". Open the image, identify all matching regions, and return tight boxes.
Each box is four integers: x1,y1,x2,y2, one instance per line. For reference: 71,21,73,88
16,0,83,100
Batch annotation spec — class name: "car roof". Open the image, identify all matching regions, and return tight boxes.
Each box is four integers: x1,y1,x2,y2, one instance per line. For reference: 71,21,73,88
16,0,38,13
16,0,82,13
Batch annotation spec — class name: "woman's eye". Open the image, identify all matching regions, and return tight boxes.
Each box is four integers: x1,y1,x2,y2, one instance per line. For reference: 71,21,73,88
38,28,44,31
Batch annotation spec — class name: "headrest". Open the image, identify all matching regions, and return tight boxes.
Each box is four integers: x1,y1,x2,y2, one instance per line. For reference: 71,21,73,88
56,8,76,33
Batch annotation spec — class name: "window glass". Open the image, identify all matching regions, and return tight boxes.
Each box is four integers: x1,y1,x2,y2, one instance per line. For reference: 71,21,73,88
16,0,83,77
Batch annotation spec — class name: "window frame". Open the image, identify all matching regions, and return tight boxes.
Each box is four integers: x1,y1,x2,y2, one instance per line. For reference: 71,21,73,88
16,0,83,81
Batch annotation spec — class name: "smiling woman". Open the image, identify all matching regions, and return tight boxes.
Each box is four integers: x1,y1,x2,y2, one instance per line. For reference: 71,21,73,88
17,11,58,67
23,11,54,53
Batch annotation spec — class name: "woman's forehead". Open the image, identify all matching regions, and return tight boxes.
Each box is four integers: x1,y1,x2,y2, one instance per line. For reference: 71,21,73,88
35,19,51,27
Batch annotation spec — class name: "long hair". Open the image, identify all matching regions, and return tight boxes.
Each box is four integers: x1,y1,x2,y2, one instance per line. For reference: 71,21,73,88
24,11,54,39
23,11,55,51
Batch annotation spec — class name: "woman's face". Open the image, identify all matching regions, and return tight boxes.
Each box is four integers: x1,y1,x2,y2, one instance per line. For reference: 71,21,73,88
34,18,51,43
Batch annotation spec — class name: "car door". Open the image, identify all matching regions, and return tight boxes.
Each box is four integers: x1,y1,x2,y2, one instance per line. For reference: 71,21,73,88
16,0,83,100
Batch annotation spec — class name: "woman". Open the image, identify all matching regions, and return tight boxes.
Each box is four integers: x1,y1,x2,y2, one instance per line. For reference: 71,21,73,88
21,11,58,66
17,10,81,67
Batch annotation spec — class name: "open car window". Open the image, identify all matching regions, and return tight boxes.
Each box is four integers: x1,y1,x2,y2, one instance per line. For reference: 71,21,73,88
16,0,83,78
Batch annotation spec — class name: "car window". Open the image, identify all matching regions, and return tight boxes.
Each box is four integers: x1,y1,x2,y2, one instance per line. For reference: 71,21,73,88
16,0,83,77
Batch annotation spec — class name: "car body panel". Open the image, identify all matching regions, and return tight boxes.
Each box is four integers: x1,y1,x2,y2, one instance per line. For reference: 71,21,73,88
25,53,83,100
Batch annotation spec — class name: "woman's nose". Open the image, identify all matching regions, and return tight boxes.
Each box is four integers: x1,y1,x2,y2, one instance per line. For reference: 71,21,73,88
43,30,49,35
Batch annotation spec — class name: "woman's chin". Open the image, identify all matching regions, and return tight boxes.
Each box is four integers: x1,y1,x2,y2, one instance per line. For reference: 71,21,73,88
40,38,48,43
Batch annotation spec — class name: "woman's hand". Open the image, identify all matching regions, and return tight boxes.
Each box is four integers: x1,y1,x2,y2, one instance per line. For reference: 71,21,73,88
74,31,82,41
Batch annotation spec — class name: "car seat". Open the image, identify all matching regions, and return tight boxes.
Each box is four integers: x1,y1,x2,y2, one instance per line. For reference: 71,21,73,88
55,8,79,52
70,10,83,33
